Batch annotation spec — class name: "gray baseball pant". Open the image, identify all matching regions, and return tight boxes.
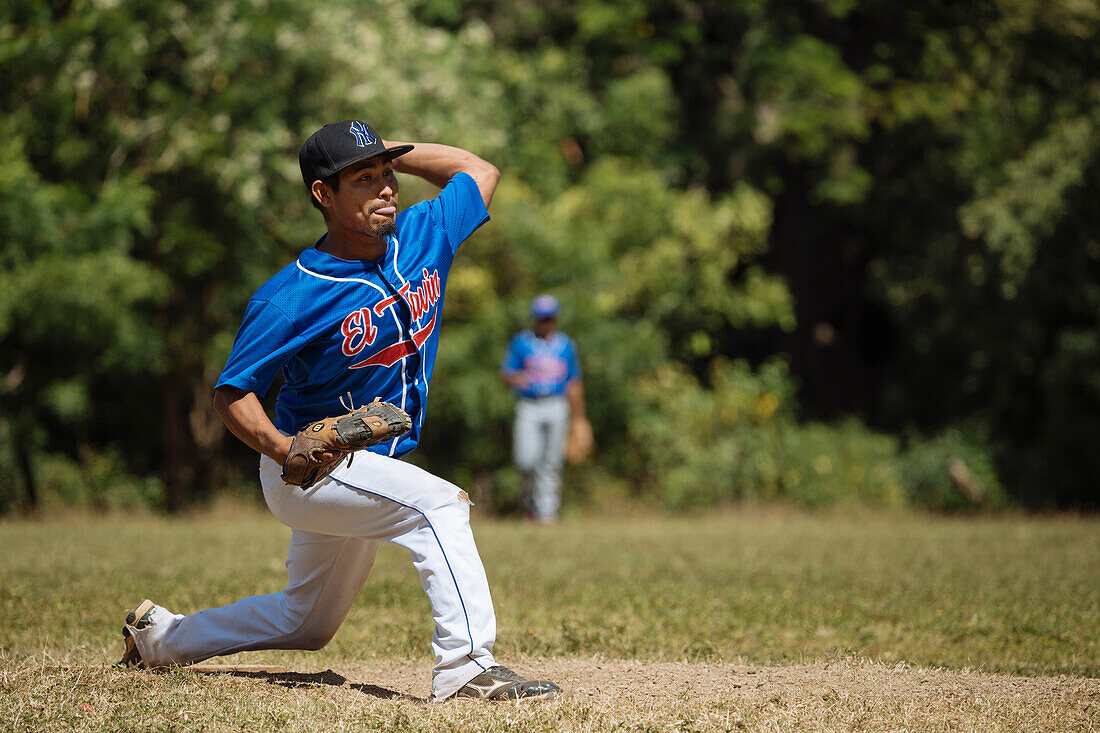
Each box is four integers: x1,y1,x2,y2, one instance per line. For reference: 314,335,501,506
512,395,569,522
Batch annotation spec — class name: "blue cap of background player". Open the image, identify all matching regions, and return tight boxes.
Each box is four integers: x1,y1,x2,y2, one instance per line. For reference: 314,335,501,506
299,120,414,186
530,294,560,319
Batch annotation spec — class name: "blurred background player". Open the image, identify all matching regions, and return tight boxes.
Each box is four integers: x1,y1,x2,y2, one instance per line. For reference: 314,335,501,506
500,295,591,525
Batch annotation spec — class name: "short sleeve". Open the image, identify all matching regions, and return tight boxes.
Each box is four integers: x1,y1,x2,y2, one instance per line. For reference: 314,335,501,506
426,172,490,254
215,299,302,396
565,338,581,382
501,335,524,373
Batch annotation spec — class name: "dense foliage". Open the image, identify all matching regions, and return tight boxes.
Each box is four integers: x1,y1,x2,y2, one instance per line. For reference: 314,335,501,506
0,0,1095,513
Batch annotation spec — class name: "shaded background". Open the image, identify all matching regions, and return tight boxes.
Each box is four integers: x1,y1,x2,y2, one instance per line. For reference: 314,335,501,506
1,0,1097,514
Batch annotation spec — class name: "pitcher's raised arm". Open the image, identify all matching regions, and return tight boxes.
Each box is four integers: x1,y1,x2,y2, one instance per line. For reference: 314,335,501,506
385,140,500,207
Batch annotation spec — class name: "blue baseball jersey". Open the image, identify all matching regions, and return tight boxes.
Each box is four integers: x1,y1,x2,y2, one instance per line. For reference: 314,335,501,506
501,330,581,399
216,172,488,458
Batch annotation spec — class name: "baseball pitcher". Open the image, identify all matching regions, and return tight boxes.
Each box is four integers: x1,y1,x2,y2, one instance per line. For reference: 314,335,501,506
118,120,560,701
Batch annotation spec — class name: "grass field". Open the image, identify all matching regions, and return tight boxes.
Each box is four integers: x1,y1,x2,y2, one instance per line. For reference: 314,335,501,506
1,505,1097,730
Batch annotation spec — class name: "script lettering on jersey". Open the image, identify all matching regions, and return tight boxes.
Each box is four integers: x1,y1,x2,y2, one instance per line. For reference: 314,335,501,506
349,269,442,370
340,308,378,356
372,269,441,322
399,268,442,321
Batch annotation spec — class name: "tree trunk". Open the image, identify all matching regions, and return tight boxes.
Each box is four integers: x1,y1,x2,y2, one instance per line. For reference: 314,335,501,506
190,376,225,492
14,429,38,511
162,377,188,513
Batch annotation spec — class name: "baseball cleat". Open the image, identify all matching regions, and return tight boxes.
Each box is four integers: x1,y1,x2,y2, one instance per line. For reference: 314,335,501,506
453,665,562,700
118,598,156,668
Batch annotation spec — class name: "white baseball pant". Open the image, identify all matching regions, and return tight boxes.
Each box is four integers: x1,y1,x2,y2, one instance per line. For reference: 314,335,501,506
127,451,498,700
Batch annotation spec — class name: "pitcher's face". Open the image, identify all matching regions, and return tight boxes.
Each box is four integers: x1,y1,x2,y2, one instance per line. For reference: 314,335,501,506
327,157,400,239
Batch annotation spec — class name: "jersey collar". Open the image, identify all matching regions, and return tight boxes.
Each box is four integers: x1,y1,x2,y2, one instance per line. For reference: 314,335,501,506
298,235,396,277
527,329,562,345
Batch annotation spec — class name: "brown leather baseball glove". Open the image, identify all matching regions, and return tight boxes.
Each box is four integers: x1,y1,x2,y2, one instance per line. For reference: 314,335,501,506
281,399,412,489
563,416,594,465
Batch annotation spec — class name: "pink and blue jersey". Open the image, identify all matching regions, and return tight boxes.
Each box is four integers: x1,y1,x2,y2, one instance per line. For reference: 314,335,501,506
501,331,581,400
216,172,488,458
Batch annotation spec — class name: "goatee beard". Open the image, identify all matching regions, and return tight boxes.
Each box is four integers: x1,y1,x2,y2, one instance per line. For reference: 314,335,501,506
374,220,397,237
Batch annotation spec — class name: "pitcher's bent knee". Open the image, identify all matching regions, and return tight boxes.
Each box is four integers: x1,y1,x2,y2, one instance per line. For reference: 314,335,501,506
272,598,344,652
293,628,337,651
411,475,472,513
275,614,342,651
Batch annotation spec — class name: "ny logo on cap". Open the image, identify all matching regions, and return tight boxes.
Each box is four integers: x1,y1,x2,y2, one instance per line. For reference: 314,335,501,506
348,121,376,148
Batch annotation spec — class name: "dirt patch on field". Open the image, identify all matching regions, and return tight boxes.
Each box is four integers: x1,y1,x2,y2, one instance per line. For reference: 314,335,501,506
197,657,1099,731
6,656,1098,731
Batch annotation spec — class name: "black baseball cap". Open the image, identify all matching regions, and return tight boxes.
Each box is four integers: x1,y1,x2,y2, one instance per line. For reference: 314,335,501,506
298,120,414,186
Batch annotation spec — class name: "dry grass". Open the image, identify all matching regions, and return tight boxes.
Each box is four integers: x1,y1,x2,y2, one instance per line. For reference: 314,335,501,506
4,655,1097,731
1,506,1097,730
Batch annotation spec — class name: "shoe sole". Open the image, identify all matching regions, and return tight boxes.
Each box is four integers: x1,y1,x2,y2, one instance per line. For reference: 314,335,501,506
118,599,155,668
507,685,562,701
453,683,562,701
453,691,562,702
